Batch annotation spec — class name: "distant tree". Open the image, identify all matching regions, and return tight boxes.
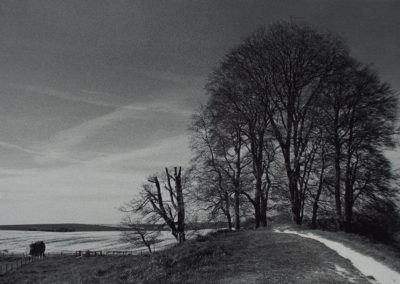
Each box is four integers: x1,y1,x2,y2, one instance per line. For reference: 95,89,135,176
122,167,186,243
120,215,162,253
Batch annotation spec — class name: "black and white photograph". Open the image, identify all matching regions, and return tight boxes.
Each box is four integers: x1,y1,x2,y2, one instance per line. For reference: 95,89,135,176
0,1,399,283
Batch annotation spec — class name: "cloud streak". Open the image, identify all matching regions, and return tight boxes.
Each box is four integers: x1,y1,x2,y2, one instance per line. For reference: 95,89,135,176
35,106,144,162
0,140,79,164
35,101,192,161
1,82,194,164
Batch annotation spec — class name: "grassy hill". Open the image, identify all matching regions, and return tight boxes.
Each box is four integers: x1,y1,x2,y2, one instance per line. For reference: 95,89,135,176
2,228,395,284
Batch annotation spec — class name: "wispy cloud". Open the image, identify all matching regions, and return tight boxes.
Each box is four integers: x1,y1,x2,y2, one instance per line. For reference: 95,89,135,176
0,140,47,156
81,134,190,170
112,66,205,86
34,103,192,163
34,106,144,163
0,134,190,178
0,140,79,164
6,81,194,115
4,82,121,109
2,82,193,163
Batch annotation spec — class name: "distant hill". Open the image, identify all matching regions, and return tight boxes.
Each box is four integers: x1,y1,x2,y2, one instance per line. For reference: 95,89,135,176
0,223,127,232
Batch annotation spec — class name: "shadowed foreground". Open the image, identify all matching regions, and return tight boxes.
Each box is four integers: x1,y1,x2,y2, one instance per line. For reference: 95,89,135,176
0,230,374,283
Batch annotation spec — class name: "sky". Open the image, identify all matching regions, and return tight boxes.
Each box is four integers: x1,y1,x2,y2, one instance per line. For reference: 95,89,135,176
0,0,399,224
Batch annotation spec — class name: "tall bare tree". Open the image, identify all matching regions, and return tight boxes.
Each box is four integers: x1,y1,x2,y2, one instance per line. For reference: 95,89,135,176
190,105,249,229
122,167,186,243
319,61,398,231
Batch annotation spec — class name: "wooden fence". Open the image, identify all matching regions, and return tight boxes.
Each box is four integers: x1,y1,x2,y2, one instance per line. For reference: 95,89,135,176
0,242,178,276
0,248,152,276
73,249,149,257
0,255,42,275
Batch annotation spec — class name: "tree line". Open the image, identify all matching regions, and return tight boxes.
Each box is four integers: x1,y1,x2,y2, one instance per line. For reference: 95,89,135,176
122,21,399,249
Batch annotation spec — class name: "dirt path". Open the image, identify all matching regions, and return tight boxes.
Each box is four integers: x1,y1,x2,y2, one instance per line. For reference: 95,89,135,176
275,229,400,284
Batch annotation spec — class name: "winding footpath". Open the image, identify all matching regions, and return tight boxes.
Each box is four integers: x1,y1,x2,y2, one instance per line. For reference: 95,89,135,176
274,229,400,284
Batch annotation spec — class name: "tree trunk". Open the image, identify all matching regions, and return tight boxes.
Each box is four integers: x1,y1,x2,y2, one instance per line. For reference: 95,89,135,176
254,158,265,228
288,173,302,225
311,155,326,229
224,190,232,230
254,186,261,228
334,151,343,230
292,200,302,225
344,193,353,233
333,109,343,230
234,136,242,230
260,194,267,227
344,162,354,233
173,167,186,243
343,110,356,233
234,187,240,230
261,182,271,228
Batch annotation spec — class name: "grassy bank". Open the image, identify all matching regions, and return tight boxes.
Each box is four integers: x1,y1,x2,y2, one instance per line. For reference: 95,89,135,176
0,228,376,284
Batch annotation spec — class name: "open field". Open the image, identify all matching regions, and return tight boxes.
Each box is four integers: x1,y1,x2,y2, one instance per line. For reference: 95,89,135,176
2,229,395,284
0,230,176,254
0,228,214,255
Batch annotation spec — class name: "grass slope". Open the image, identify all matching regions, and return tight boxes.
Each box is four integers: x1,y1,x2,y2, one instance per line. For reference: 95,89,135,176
0,229,373,284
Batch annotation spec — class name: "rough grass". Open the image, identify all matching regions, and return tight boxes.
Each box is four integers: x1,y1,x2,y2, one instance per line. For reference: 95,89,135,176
0,229,374,284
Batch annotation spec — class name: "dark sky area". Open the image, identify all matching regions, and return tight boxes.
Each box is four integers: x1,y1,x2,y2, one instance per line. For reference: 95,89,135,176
0,0,399,224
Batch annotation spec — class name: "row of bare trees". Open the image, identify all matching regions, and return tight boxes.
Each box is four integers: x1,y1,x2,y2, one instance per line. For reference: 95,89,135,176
121,22,399,251
190,21,399,233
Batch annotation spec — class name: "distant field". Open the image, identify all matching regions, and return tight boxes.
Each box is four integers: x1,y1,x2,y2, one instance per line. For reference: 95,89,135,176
0,230,177,254
0,229,213,254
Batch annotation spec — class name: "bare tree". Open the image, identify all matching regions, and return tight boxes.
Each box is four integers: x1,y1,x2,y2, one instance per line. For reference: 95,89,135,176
319,61,398,231
122,167,186,243
206,57,274,228
120,216,162,253
190,106,249,229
